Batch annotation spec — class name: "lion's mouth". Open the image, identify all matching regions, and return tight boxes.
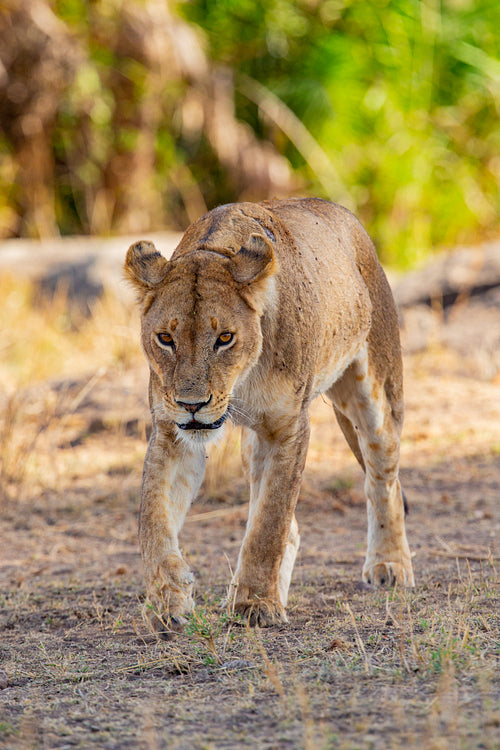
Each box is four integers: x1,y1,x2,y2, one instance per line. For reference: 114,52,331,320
176,414,227,431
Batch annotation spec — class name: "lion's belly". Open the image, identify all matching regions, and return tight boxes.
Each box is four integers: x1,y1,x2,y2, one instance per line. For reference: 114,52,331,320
310,335,367,399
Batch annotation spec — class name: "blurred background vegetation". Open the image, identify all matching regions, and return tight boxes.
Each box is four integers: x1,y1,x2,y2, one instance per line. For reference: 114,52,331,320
1,0,499,267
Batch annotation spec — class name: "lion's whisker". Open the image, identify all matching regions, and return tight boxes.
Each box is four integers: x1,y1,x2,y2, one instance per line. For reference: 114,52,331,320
228,399,253,422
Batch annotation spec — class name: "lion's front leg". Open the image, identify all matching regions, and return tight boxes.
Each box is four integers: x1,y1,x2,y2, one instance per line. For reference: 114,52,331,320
233,414,309,626
140,424,206,634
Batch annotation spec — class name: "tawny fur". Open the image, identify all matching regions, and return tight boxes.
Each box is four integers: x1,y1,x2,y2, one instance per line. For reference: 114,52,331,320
125,198,414,632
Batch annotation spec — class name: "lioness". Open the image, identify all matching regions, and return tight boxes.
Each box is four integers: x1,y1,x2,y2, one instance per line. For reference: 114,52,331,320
125,198,414,631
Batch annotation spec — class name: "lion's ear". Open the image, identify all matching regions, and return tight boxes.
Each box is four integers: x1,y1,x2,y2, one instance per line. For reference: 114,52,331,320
229,234,276,285
124,241,171,292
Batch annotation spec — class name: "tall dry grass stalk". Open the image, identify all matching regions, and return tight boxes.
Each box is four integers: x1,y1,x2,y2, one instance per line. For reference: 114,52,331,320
0,274,143,504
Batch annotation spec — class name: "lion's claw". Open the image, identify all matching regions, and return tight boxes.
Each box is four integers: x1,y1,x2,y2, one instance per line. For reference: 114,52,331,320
234,598,288,627
363,561,414,588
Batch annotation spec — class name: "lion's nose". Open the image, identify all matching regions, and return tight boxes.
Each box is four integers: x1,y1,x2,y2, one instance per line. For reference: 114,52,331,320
176,396,212,414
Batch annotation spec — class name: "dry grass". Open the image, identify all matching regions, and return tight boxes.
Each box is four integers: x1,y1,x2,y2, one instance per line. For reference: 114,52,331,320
0,276,499,749
0,273,139,390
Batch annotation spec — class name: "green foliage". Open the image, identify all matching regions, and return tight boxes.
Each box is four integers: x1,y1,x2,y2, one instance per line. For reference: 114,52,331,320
1,0,499,265
183,0,500,266
0,722,18,739
185,604,236,666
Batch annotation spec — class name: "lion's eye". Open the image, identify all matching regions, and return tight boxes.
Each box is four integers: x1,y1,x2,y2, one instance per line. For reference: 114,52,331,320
215,332,234,349
156,332,175,349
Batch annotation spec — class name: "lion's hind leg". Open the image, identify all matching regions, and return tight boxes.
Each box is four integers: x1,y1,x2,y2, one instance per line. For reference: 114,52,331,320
333,406,365,471
328,348,414,588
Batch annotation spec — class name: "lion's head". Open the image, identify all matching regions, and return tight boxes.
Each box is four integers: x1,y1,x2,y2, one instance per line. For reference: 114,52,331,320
125,234,276,443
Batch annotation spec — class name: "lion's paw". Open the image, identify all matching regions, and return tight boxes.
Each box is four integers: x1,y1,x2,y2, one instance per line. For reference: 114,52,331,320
234,598,288,627
144,553,195,637
362,560,414,588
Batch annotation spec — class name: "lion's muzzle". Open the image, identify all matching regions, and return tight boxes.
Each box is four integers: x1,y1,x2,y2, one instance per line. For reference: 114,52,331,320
173,394,228,431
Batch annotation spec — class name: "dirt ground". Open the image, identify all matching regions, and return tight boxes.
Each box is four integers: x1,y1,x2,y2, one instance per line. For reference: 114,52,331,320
0,280,499,749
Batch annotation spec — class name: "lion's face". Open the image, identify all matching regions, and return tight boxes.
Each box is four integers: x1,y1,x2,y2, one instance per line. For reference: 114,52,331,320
141,265,263,441
125,235,276,443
